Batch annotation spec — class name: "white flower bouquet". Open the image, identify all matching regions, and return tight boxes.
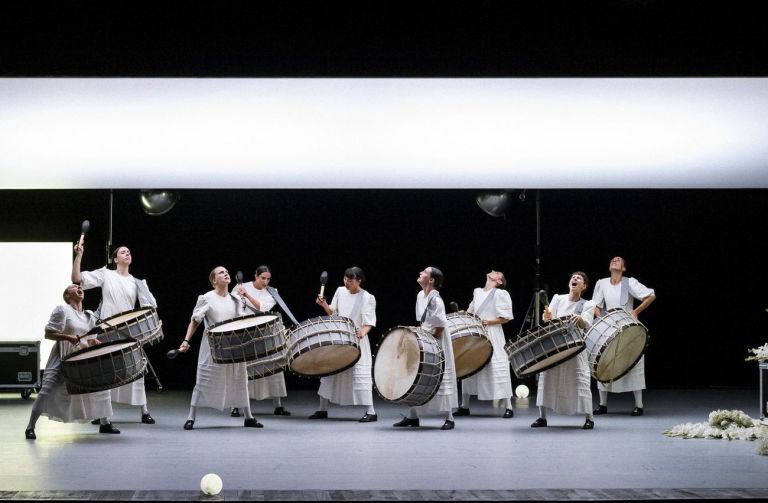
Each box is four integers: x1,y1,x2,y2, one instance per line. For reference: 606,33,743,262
745,342,768,362
664,409,768,446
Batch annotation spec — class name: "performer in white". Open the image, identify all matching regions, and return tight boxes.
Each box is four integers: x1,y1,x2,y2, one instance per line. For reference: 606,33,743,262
531,272,596,430
72,244,157,425
178,266,263,429
394,266,458,430
25,284,116,439
230,265,292,417
591,256,656,416
311,266,378,422
455,270,515,419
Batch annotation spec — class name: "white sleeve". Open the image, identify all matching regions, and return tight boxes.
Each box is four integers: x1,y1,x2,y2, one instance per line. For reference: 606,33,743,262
495,289,513,320
45,305,67,333
81,267,107,290
629,277,655,301
361,292,376,327
191,295,209,324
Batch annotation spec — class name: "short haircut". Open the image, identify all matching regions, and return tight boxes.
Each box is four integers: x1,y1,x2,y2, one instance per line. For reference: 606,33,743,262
572,271,590,289
344,266,365,283
255,265,271,276
428,266,444,290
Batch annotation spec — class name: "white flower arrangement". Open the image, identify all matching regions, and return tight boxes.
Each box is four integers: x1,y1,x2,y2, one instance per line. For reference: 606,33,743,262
745,342,768,362
664,410,768,454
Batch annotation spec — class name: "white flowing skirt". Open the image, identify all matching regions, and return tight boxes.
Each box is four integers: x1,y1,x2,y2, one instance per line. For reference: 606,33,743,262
536,351,592,415
248,372,287,401
191,333,250,410
318,335,373,406
460,325,513,401
33,346,113,422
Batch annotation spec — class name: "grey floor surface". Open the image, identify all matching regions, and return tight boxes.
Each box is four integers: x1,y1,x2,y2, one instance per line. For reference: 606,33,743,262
1,387,767,501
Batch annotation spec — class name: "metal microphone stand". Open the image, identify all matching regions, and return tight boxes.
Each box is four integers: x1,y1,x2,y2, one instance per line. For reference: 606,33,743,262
516,189,547,337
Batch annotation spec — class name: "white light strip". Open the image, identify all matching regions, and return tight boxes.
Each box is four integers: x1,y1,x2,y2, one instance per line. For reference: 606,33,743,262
1,78,767,188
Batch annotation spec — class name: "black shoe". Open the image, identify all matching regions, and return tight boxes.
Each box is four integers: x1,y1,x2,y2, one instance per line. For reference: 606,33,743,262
99,423,121,434
359,413,378,423
141,413,155,424
631,407,644,416
308,410,328,419
454,407,470,416
273,407,291,416
503,408,514,418
441,419,455,430
25,428,36,440
531,417,548,428
90,418,100,425
593,405,608,415
393,417,420,427
244,418,264,428
183,420,194,430
231,407,242,417
583,418,595,430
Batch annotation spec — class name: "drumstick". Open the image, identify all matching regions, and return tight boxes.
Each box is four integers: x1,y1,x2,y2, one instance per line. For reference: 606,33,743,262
319,270,328,298
78,219,90,247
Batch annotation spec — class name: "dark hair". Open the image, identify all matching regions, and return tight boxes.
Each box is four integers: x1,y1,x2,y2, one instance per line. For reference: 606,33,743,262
111,245,128,265
344,266,365,283
208,266,223,286
428,266,444,290
572,271,590,289
497,272,507,289
255,265,271,276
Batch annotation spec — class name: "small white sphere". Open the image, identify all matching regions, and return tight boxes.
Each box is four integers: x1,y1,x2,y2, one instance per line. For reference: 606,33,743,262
200,473,223,495
515,384,530,398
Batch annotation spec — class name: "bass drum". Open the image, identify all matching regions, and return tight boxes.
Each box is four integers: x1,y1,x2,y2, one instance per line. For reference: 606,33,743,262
585,308,649,383
373,326,444,407
287,315,360,378
505,317,586,378
207,313,285,364
62,339,146,395
446,312,493,379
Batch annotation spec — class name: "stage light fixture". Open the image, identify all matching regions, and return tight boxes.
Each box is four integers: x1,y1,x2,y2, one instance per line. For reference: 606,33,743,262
476,192,510,218
140,190,179,216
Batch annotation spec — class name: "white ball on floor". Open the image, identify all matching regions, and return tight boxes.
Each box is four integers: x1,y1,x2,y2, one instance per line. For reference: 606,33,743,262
515,384,530,398
200,473,223,495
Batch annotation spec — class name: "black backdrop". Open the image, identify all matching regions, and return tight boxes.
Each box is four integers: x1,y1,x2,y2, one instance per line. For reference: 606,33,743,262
1,188,766,390
1,2,767,390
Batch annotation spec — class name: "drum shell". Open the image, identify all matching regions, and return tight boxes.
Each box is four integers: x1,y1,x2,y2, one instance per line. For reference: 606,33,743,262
505,317,586,378
247,346,289,380
207,313,286,364
585,308,649,383
287,315,360,378
373,326,444,407
446,312,493,380
62,338,146,395
92,307,164,347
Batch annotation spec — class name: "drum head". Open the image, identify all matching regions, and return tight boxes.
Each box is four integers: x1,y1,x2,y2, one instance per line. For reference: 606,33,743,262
290,345,360,377
209,314,279,333
373,327,421,401
594,324,648,382
99,307,154,328
453,336,493,379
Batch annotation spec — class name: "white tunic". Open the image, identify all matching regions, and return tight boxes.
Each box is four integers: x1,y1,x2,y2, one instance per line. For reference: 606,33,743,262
591,277,655,393
413,291,458,414
462,288,514,401
536,295,595,415
80,267,157,405
240,283,287,400
31,305,113,423
190,290,250,410
318,287,377,406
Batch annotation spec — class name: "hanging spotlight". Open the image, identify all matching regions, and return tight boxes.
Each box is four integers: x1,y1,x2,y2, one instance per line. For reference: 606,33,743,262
476,191,510,218
140,190,179,216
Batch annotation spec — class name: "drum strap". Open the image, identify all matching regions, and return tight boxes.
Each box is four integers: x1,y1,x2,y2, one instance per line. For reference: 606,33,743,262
266,286,300,326
574,298,586,315
619,277,630,307
348,290,366,327
419,290,439,324
472,288,497,317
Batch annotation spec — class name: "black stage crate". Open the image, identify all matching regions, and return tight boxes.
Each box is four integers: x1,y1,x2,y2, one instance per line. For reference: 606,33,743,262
0,341,41,397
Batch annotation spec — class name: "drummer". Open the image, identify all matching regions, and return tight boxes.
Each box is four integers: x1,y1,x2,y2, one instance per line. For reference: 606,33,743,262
393,266,458,430
531,272,596,430
25,284,117,439
455,270,515,419
230,265,291,418
311,266,378,422
178,266,263,429
72,244,158,426
591,256,656,417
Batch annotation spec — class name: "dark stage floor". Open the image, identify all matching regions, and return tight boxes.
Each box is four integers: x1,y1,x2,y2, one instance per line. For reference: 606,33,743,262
1,388,767,501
